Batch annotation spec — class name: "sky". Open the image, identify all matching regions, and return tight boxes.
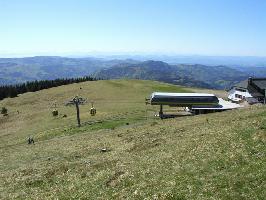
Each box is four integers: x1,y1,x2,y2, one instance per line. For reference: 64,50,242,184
0,0,266,57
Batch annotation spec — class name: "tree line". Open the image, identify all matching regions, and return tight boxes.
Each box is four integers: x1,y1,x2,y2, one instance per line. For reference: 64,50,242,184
0,76,97,100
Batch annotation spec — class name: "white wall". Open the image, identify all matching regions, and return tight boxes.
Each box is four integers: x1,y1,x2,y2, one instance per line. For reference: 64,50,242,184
228,88,253,101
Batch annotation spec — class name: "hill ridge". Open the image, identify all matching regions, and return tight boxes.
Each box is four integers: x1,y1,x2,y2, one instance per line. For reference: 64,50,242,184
93,60,248,89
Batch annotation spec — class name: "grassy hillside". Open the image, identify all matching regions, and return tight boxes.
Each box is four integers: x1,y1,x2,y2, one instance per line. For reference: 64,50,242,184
0,80,265,199
0,80,189,147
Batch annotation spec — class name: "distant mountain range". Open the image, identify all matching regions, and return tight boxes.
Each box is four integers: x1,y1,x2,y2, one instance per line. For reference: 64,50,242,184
93,60,253,89
1,56,266,89
0,56,138,85
91,54,266,67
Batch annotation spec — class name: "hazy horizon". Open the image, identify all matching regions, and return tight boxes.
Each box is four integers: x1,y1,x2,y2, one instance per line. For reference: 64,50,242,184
1,52,266,59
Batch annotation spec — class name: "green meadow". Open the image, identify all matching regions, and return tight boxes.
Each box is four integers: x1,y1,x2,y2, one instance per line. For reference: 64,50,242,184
0,80,265,199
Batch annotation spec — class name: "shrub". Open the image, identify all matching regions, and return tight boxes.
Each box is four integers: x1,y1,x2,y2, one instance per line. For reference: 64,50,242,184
1,107,8,116
52,109,58,116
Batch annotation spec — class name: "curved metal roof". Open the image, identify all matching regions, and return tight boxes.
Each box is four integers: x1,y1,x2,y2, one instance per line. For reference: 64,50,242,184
151,92,216,98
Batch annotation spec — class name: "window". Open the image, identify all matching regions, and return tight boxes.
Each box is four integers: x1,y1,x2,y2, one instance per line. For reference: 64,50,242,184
235,94,243,99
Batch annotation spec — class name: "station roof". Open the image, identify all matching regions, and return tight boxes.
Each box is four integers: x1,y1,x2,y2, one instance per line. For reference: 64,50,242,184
235,80,248,89
192,98,243,110
253,79,266,89
233,78,266,97
235,78,266,90
151,92,216,98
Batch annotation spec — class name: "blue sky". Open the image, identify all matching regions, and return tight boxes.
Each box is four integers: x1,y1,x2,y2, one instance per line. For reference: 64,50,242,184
0,0,266,57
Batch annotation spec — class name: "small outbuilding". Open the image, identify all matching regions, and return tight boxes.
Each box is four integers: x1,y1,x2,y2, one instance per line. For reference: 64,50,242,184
228,77,266,104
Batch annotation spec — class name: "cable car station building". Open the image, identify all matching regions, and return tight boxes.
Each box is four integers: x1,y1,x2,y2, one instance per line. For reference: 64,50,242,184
146,92,241,118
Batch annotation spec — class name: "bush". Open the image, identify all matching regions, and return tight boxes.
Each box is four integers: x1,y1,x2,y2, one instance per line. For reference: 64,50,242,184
1,107,8,116
52,109,58,116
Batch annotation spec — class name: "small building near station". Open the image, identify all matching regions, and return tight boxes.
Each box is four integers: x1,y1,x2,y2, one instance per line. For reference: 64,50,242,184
228,77,266,104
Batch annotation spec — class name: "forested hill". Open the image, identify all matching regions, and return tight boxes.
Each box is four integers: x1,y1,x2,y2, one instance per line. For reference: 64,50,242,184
93,60,249,89
1,56,266,89
0,56,138,85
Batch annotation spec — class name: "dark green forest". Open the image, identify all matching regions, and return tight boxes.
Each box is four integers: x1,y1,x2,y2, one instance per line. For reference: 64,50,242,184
0,76,96,100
